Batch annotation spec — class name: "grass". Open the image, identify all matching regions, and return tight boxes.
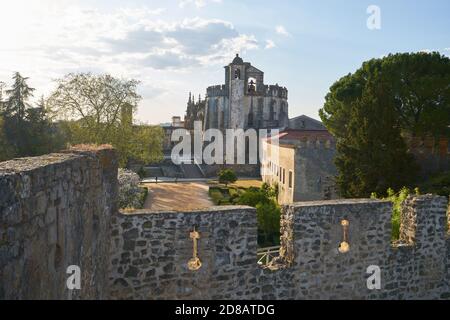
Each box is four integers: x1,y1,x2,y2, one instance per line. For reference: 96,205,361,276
207,179,263,188
229,180,263,189
207,179,263,205
208,185,247,205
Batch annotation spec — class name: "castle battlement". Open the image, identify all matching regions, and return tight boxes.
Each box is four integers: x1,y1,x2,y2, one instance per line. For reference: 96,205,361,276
1,147,449,300
108,195,450,300
293,138,335,149
206,84,228,97
264,85,288,99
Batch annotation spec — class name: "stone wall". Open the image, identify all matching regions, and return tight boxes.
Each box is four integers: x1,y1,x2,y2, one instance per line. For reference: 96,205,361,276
108,207,258,299
1,147,449,300
109,197,450,300
0,146,118,299
293,141,337,201
387,195,449,299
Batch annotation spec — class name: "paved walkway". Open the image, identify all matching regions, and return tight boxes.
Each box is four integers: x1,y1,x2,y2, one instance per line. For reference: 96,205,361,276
142,182,214,211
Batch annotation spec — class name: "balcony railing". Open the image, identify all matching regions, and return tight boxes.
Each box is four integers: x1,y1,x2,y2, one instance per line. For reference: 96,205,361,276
257,246,280,266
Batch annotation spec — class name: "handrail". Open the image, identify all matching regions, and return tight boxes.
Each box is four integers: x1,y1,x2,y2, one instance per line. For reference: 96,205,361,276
257,246,280,266
257,246,280,253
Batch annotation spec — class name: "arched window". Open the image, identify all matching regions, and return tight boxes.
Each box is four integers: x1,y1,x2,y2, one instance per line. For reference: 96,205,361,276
247,77,256,93
234,68,241,79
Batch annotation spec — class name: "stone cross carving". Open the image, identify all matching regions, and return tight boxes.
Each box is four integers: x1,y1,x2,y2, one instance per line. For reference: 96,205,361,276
187,227,202,271
338,220,350,253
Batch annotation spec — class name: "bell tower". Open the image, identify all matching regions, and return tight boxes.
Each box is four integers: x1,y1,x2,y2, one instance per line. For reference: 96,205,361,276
228,54,246,129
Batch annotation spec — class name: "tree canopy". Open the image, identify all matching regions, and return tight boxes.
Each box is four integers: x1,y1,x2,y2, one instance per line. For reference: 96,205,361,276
218,169,237,186
320,52,450,197
237,183,280,247
48,73,163,167
0,73,64,159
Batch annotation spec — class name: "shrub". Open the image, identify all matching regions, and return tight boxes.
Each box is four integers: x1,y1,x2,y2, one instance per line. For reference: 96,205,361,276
420,171,450,197
209,187,224,205
118,168,148,209
237,183,281,247
137,166,147,179
218,169,237,186
371,187,419,241
211,182,281,247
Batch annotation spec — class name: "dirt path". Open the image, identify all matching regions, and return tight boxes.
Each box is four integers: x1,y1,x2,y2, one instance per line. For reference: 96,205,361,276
142,182,214,211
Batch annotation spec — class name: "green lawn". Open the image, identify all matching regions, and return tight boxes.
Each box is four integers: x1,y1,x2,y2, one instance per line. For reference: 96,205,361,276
208,185,247,205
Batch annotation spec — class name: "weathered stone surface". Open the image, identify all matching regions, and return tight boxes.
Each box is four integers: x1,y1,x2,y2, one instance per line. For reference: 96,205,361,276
109,197,450,300
1,146,449,300
0,146,118,300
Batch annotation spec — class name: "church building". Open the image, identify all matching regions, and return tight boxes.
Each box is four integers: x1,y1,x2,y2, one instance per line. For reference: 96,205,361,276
203,54,289,132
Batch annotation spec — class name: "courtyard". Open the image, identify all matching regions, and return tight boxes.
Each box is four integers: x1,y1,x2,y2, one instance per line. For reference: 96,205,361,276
141,179,264,211
143,182,214,211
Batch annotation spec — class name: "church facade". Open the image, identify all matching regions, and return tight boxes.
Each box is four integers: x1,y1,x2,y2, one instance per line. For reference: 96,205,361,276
203,54,289,132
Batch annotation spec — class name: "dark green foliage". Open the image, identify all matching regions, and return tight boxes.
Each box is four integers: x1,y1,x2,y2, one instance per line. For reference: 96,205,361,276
138,187,149,209
208,186,240,205
137,167,147,179
0,73,66,160
419,171,450,197
218,169,237,186
237,183,281,247
320,52,450,198
209,183,281,247
371,187,419,241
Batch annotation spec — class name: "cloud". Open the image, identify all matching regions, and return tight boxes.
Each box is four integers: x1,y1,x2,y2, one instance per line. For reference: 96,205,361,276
140,52,200,70
167,18,238,56
179,0,222,8
265,39,276,49
0,2,260,124
0,4,259,72
95,17,258,69
275,25,290,37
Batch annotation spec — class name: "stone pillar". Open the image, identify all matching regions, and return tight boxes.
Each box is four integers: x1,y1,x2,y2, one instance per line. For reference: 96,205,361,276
400,195,448,248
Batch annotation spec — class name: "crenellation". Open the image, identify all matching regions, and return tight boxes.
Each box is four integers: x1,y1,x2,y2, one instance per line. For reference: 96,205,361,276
1,148,449,300
206,85,228,97
296,138,335,149
108,196,450,300
0,146,118,300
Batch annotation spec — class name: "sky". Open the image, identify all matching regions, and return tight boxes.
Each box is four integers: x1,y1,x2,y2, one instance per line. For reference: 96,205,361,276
0,0,449,124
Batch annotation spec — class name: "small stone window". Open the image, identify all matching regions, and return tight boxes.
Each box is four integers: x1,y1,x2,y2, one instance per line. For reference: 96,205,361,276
248,77,256,93
338,220,350,253
234,68,241,80
288,171,293,189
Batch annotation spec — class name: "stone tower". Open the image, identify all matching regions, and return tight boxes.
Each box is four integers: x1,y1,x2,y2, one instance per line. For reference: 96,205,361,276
204,54,289,132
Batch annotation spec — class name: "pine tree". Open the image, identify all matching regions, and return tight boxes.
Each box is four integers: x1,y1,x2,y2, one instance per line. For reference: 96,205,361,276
2,73,35,155
5,72,35,120
318,54,450,197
